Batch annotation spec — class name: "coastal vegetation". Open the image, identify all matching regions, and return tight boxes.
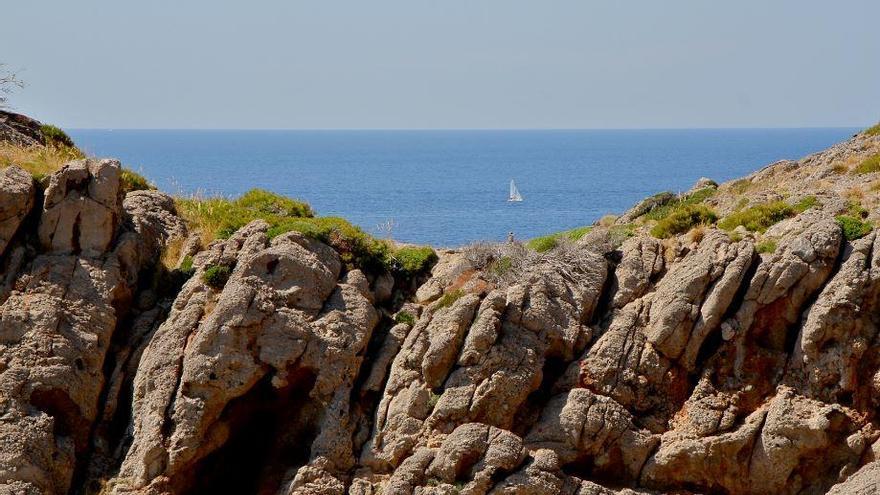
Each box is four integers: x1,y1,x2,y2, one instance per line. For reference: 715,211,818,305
650,203,717,239
718,196,818,233
177,188,436,276
853,153,880,174
525,225,593,252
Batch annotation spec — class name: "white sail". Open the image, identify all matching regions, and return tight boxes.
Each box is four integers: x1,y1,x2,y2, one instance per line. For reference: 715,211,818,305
508,179,523,202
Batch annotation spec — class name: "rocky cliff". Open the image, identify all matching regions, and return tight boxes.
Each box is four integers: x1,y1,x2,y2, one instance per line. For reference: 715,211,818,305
1,125,880,495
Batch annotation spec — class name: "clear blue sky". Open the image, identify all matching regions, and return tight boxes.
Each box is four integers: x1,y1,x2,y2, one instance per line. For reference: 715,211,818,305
3,1,878,129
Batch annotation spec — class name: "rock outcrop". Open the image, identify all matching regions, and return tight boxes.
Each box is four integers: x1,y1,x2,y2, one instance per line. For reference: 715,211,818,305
1,127,880,495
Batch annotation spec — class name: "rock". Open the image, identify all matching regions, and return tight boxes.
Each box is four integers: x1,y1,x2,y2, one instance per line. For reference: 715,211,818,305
827,461,880,495
0,110,45,146
0,165,35,256
0,159,178,494
39,159,123,256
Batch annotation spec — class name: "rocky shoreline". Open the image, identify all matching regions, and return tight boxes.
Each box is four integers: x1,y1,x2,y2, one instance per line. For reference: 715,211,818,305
0,117,879,494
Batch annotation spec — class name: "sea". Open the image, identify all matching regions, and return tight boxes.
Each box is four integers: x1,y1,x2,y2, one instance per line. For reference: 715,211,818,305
67,128,858,247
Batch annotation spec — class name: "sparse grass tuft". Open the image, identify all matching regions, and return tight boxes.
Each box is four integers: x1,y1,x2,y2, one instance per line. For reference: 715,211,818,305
202,264,232,289
650,204,717,239
435,289,465,310
718,201,796,233
0,142,84,177
730,179,752,194
394,311,416,326
756,240,777,254
831,163,849,174
865,122,880,137
489,256,513,276
836,215,872,241
853,154,880,175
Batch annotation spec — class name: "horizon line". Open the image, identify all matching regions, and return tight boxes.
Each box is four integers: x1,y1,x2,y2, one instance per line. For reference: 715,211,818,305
64,125,865,132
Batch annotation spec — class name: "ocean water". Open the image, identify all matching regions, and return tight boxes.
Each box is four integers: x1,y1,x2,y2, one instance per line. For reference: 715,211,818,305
68,128,858,247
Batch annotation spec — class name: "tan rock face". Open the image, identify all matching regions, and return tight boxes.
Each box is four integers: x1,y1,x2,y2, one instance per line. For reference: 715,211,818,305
0,160,182,494
0,165,34,256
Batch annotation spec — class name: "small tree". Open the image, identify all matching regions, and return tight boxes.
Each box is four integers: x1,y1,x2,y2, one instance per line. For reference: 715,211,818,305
0,64,24,110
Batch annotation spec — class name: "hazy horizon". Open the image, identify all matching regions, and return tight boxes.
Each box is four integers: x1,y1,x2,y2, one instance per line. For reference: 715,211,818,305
4,1,879,129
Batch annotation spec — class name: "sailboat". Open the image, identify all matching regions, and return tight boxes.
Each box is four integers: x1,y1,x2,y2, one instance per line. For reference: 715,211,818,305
508,179,524,202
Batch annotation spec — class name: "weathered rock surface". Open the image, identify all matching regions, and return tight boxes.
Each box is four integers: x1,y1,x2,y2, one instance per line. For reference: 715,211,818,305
0,165,34,256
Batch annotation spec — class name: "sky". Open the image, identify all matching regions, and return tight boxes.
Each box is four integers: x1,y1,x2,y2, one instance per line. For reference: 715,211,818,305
2,1,879,129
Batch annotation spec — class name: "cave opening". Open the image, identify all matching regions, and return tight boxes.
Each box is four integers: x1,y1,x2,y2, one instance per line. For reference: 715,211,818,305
182,368,319,495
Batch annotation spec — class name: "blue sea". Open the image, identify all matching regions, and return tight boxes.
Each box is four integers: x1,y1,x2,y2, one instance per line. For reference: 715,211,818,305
68,129,857,247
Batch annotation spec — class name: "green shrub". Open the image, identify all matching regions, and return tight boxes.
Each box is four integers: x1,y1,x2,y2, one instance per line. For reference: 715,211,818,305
756,240,777,254
525,225,593,252
202,265,232,289
853,154,880,175
793,195,820,213
427,391,441,410
176,189,315,243
836,215,872,241
39,124,75,148
865,122,880,137
179,255,195,275
650,204,717,239
644,188,717,222
718,201,795,233
526,235,558,252
268,216,391,272
436,289,465,310
391,246,438,276
236,188,314,218
395,311,416,326
120,168,153,194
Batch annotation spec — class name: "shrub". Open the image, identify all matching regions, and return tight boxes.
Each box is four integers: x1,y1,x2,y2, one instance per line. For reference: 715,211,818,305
718,201,795,233
865,122,880,137
793,195,820,213
39,124,75,148
394,311,416,326
268,216,391,272
120,168,153,194
525,225,593,252
202,265,232,289
836,215,872,241
526,235,558,252
391,246,438,277
236,188,314,218
435,289,465,310
853,154,880,175
179,255,195,275
176,189,315,242
644,188,716,222
831,163,849,174
756,240,777,254
651,204,717,239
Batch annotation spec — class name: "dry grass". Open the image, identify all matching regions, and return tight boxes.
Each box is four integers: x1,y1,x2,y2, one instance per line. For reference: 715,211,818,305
846,186,864,203
0,142,84,178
